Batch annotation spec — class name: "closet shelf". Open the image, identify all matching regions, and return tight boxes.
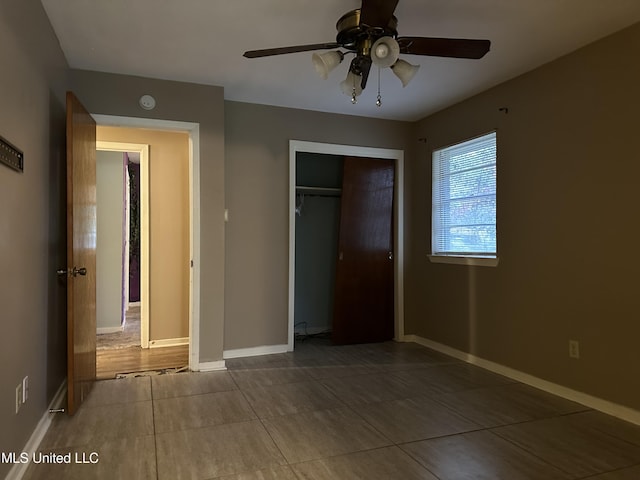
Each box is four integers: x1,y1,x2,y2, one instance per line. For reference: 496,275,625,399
296,186,342,197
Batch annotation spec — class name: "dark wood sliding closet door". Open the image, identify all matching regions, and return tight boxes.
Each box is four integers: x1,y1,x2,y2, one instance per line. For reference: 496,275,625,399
332,156,395,345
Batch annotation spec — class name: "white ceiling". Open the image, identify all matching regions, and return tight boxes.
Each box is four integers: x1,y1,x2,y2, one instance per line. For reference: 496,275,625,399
41,0,640,122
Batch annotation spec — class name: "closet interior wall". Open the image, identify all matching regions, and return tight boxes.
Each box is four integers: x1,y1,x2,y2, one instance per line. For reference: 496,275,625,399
294,152,343,337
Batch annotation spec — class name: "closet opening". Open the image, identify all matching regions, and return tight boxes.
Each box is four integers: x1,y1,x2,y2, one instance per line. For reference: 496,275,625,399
294,153,343,341
288,141,405,350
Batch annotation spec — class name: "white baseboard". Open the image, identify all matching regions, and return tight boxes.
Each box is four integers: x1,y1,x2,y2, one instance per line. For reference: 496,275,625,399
6,380,67,480
149,337,189,348
96,325,123,334
223,344,289,359
197,360,227,372
404,334,640,426
200,343,289,370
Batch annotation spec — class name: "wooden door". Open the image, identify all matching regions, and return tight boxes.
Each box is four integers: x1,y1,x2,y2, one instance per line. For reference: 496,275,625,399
65,92,97,415
332,156,395,344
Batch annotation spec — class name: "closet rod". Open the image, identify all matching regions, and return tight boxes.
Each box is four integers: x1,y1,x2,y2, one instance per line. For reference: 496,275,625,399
296,186,342,197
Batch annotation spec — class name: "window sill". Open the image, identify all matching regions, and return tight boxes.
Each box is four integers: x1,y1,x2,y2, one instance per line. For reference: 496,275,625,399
428,255,499,267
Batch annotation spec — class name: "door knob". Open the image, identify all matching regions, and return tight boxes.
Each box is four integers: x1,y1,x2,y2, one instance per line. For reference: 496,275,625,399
74,267,87,276
56,267,87,277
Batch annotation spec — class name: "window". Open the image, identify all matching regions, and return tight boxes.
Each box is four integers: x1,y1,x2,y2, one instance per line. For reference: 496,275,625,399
431,131,497,265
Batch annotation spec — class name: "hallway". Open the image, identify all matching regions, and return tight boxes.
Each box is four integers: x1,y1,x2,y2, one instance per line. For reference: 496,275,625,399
96,307,188,380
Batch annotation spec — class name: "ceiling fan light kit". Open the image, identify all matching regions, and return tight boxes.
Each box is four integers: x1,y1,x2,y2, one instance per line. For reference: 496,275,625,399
391,59,420,87
243,0,490,107
371,36,400,68
340,71,364,98
344,76,364,105
312,51,345,79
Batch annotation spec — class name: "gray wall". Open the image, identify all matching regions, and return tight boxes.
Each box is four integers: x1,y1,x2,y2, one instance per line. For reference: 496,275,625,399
69,70,226,363
224,101,413,349
404,22,640,410
0,0,69,476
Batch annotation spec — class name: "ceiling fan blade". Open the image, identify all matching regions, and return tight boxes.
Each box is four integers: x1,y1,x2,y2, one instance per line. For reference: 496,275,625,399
359,0,399,28
244,42,341,58
397,37,491,59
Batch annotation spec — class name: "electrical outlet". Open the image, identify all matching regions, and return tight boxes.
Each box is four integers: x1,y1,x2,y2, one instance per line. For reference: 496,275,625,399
22,376,29,403
15,384,22,414
569,340,580,359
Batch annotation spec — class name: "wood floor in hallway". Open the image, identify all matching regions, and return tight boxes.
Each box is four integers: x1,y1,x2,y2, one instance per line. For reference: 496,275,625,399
96,345,189,380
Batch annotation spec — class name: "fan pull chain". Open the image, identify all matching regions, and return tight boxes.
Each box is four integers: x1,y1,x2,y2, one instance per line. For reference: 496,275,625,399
376,67,382,107
351,73,358,104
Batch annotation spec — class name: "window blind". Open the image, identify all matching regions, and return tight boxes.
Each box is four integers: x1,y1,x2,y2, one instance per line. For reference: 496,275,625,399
432,132,497,256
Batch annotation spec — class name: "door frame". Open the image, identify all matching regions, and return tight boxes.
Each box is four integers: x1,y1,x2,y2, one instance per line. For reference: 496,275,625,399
94,114,201,371
288,140,405,350
96,141,150,347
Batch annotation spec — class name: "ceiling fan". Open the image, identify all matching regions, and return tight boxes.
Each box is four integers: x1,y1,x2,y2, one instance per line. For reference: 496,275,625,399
243,0,491,104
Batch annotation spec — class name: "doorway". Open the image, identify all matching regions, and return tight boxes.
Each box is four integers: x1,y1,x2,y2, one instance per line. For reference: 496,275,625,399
288,140,405,350
93,115,202,373
95,142,149,352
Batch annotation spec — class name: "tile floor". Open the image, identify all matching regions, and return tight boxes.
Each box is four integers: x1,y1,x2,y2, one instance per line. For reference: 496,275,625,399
24,339,640,479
